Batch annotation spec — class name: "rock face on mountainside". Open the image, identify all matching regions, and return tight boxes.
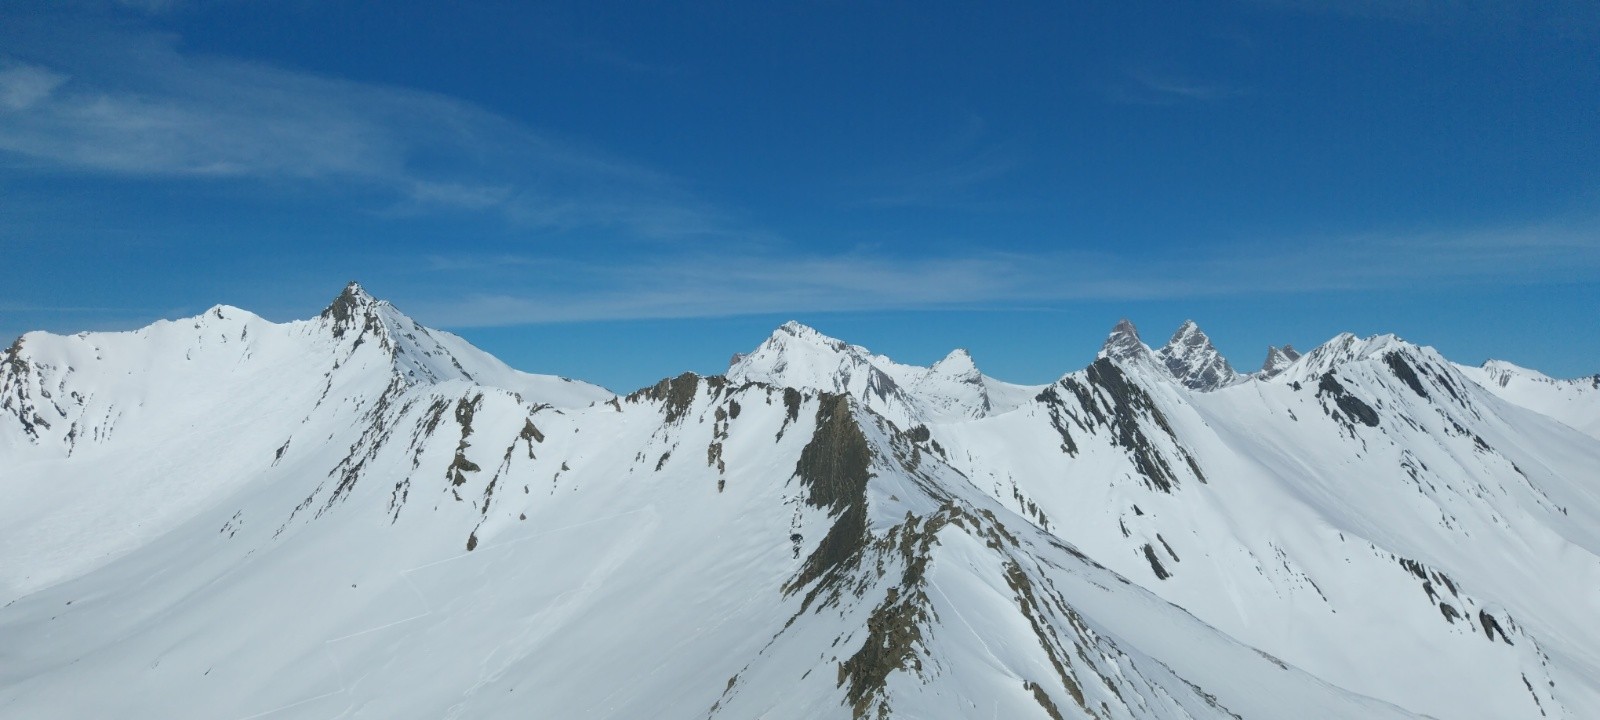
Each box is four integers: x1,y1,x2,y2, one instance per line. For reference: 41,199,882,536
2,286,1598,720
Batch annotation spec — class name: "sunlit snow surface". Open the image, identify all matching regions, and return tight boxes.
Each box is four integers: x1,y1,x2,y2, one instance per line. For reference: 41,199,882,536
2,288,1597,719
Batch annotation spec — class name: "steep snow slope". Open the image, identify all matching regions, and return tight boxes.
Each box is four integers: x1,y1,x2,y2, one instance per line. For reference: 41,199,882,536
2,295,1595,720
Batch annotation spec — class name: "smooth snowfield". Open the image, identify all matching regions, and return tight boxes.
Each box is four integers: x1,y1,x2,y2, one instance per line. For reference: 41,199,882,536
2,286,1596,719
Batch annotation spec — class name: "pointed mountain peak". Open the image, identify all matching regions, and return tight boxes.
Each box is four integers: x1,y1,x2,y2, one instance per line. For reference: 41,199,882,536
1259,344,1301,378
1164,319,1209,344
1099,319,1151,362
729,321,864,383
770,320,847,349
316,281,422,348
725,322,834,373
931,348,979,378
307,281,589,394
1155,320,1240,391
1157,319,1216,359
320,281,383,333
342,280,372,298
333,280,376,306
743,322,862,365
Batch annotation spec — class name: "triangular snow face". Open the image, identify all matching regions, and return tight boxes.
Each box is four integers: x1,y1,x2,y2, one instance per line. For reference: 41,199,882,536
726,322,1039,426
1154,320,1241,391
930,347,979,379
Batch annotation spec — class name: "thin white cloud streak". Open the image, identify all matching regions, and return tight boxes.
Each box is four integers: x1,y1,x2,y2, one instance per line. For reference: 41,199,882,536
849,114,1023,209
407,218,1600,327
856,148,1021,208
0,26,724,239
1138,77,1249,102
1111,71,1251,106
405,251,1166,326
0,64,67,111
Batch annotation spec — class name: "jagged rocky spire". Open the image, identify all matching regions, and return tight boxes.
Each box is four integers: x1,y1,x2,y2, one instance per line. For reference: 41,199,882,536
1155,320,1241,391
320,281,383,340
1258,345,1301,379
1099,319,1151,362
321,281,373,329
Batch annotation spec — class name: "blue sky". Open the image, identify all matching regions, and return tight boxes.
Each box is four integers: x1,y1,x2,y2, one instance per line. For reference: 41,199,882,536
2,0,1597,391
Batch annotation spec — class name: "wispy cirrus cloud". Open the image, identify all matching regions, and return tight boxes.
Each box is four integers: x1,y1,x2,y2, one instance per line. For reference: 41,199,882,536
1135,73,1250,102
0,63,67,110
856,146,1021,208
401,215,1600,326
849,114,1026,209
1111,71,1251,106
0,21,725,240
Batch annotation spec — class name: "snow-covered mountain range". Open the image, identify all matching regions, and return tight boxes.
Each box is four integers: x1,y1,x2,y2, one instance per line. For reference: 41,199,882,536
3,283,1597,719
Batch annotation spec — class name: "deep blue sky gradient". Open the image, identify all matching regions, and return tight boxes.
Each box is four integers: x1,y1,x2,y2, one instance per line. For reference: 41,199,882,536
2,1,1596,391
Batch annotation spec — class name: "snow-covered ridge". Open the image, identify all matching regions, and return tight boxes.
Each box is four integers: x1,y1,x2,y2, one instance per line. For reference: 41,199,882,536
1272,331,1411,384
1094,318,1296,389
0,283,609,592
0,283,608,451
3,284,1598,720
316,282,612,403
725,320,1041,426
1457,358,1600,441
735,315,1596,443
